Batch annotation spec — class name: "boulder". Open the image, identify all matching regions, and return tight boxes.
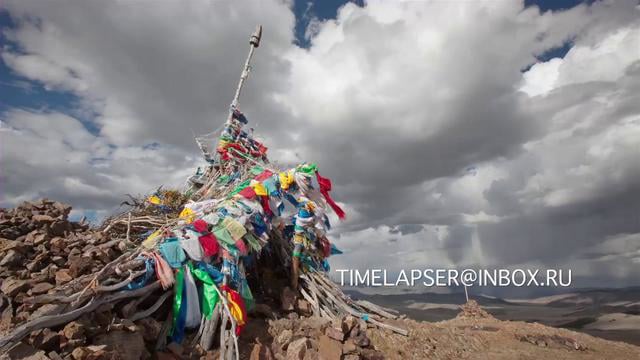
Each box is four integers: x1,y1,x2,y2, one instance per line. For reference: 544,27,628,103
275,329,293,347
72,347,91,360
71,345,118,360
286,338,310,360
251,303,276,319
360,349,384,360
2,342,50,360
352,333,370,348
0,239,31,254
250,343,275,360
343,316,357,334
1,304,14,332
1,278,30,297
342,339,357,355
62,321,86,341
296,299,312,315
281,287,296,311
68,256,92,277
47,351,64,360
94,330,145,360
31,282,54,295
0,249,24,267
55,270,73,285
166,342,183,357
324,327,345,342
49,238,66,252
135,318,163,342
32,215,55,224
32,232,50,246
317,335,341,360
49,220,71,237
53,202,72,217
31,328,61,352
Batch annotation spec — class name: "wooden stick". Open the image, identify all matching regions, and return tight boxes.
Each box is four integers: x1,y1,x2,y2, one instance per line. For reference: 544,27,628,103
303,273,409,336
95,269,146,292
355,300,398,319
155,312,172,351
69,250,140,308
219,312,228,360
298,287,318,316
126,211,132,243
199,304,221,351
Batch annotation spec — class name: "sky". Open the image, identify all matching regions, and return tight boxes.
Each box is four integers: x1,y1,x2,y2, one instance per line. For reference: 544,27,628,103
1,0,639,295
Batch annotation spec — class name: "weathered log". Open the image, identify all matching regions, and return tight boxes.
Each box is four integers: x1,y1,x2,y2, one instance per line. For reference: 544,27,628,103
199,304,221,351
356,299,398,319
302,273,408,336
129,291,171,322
155,312,172,351
298,287,319,316
0,282,161,350
94,269,147,292
23,292,81,305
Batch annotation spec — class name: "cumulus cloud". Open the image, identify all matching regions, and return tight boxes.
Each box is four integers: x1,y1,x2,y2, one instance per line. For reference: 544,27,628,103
1,109,197,214
277,0,640,288
1,0,639,291
1,0,296,215
2,0,296,148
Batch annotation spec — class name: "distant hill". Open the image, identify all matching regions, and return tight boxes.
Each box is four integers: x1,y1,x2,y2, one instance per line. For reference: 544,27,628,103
344,287,640,346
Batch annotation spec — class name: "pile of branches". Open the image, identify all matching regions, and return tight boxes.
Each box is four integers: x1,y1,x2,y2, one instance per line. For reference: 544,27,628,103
101,188,188,240
0,192,405,360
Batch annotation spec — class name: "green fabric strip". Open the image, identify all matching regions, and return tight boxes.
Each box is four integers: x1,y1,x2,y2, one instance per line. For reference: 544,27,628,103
297,163,318,175
188,263,220,319
213,226,235,246
240,280,255,311
170,267,185,335
250,165,264,175
230,179,251,196
217,175,230,184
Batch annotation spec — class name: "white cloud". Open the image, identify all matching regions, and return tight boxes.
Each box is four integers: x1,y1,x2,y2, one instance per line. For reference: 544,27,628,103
520,24,640,97
2,0,640,289
0,109,196,214
3,0,296,148
520,58,563,97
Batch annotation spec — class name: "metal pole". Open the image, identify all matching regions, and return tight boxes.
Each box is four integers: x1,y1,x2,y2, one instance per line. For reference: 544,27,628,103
225,25,262,126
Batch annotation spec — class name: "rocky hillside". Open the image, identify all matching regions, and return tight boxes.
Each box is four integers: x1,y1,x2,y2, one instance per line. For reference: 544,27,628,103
1,200,640,359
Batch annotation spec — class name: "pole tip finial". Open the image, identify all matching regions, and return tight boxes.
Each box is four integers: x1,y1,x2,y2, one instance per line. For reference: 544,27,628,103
250,25,262,47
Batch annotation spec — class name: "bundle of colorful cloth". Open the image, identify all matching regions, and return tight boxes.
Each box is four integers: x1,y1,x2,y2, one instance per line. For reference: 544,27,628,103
141,96,349,345
216,106,268,164
130,160,345,344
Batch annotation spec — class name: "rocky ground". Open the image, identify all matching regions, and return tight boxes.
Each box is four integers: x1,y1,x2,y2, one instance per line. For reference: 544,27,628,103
230,300,640,360
366,301,640,360
2,201,640,359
